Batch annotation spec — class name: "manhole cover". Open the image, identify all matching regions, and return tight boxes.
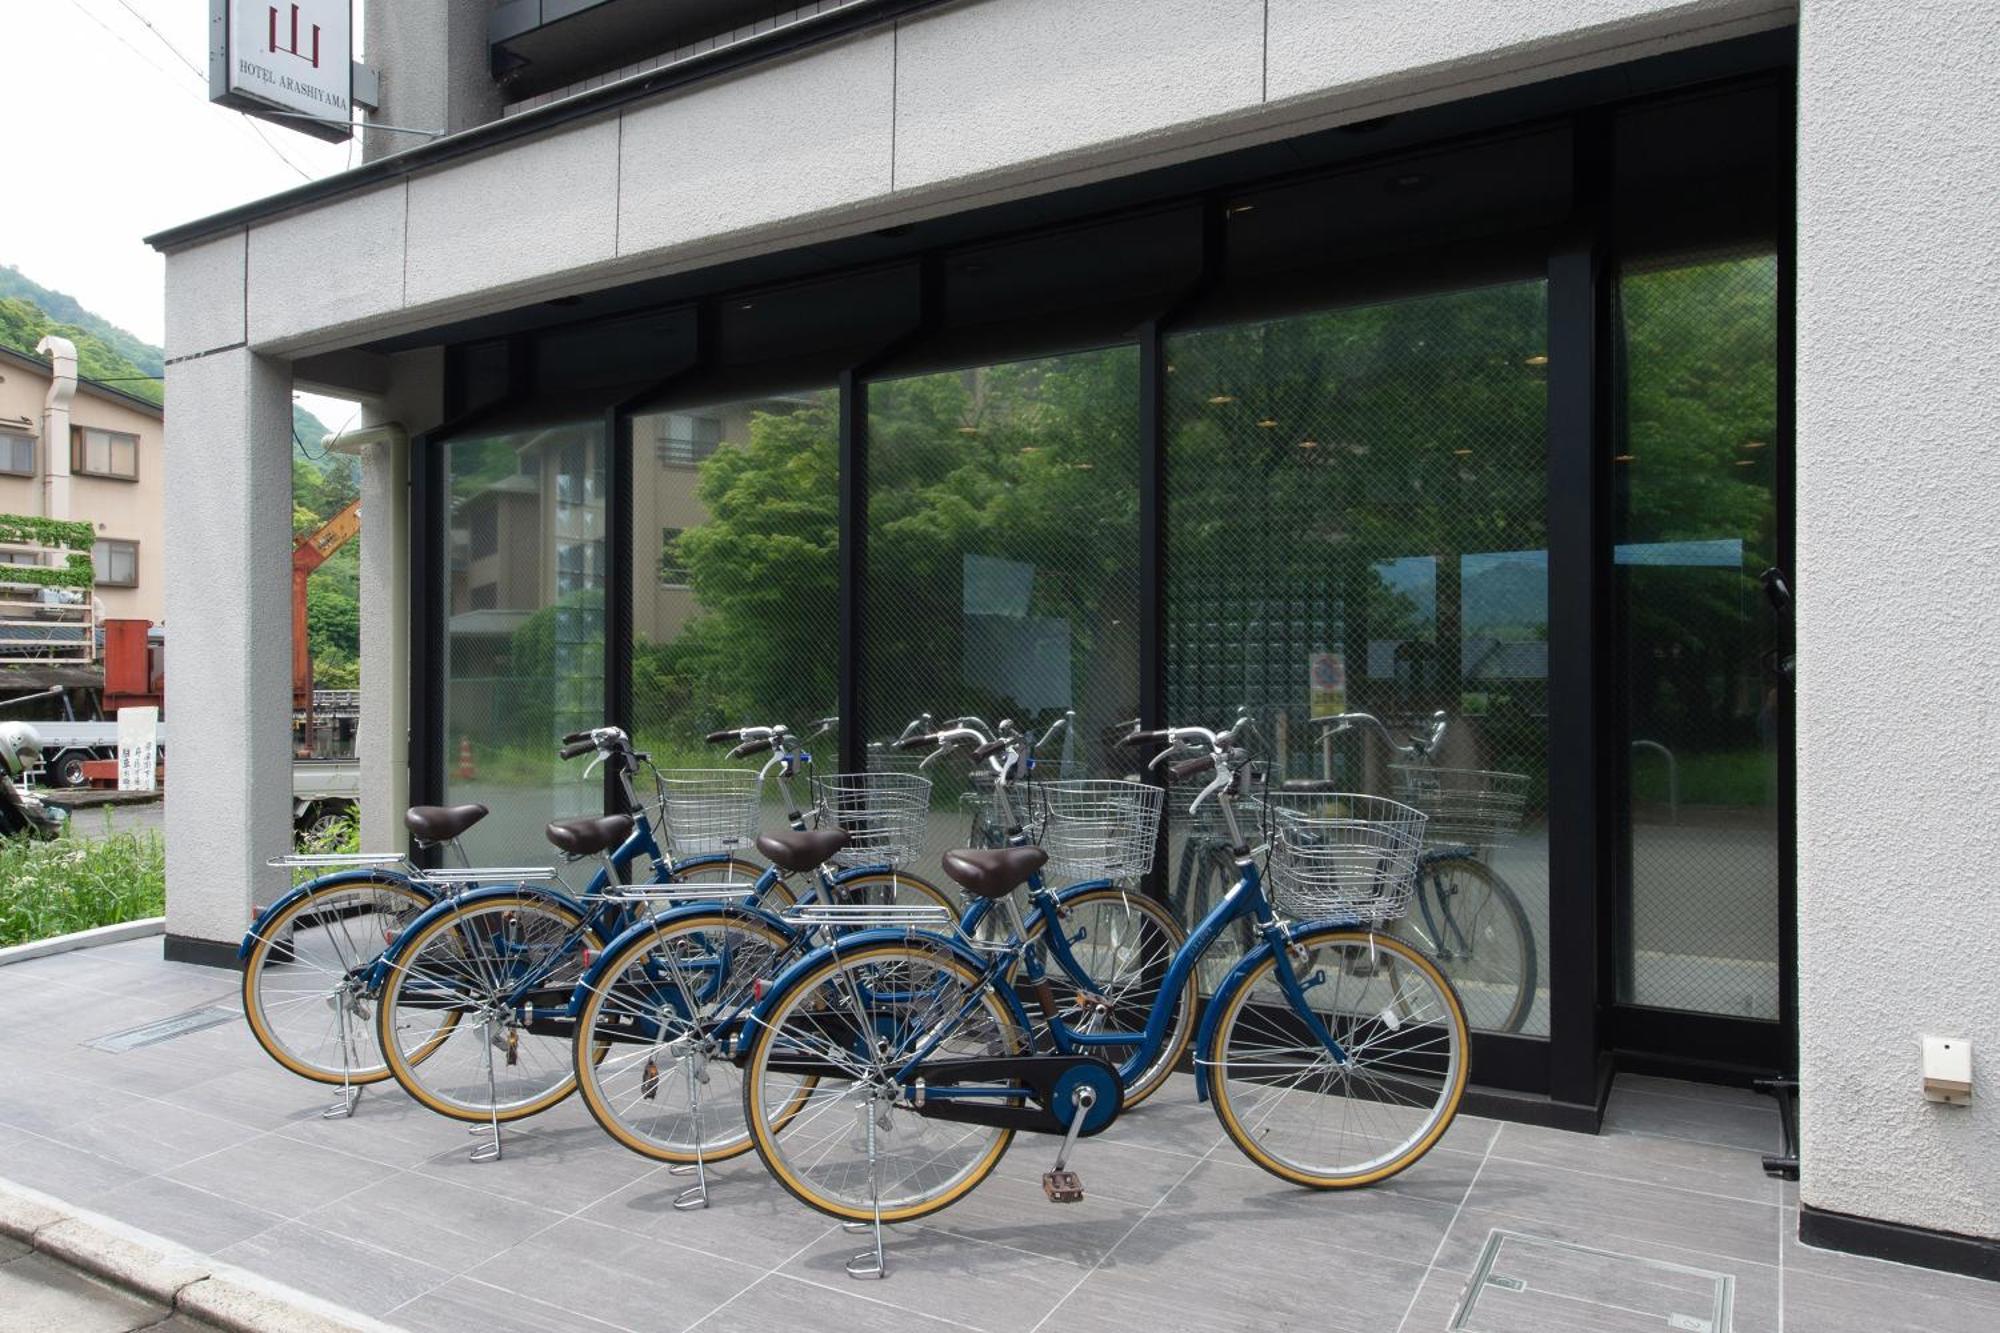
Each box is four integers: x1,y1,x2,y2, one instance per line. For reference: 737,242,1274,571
1450,1230,1733,1333
86,1002,240,1053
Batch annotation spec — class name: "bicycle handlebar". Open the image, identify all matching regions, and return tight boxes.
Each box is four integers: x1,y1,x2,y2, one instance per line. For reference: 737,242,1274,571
729,738,775,759
705,728,743,743
558,739,595,760
1312,709,1448,760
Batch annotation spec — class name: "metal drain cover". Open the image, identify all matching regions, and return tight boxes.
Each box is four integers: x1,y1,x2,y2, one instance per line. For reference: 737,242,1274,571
1450,1230,1733,1333
86,1002,240,1052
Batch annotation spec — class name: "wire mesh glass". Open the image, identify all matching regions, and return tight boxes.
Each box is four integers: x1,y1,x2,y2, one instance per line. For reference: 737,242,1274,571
1163,279,1553,1027
811,770,931,868
968,762,1058,840
1261,792,1427,924
1388,765,1527,850
655,768,763,858
1040,778,1164,882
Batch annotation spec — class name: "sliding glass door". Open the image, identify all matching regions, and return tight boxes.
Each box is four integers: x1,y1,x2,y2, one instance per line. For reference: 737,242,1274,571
1164,280,1553,1031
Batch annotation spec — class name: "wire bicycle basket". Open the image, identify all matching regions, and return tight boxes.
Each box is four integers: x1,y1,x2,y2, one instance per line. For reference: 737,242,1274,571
1387,765,1527,850
655,768,763,859
811,770,932,868
1040,778,1163,882
1260,792,1427,924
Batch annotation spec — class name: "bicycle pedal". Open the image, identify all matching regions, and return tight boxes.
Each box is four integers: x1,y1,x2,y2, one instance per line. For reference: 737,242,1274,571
1041,1170,1084,1203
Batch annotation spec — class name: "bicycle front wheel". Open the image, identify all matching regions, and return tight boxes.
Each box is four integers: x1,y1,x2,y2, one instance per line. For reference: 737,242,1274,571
242,876,440,1085
1205,928,1468,1188
375,892,604,1123
574,908,795,1164
741,940,1024,1224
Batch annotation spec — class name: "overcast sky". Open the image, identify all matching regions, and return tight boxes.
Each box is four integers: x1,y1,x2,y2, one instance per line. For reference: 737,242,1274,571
0,1,366,429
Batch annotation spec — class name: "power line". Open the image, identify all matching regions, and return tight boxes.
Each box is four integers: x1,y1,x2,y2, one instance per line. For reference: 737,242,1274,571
65,0,315,181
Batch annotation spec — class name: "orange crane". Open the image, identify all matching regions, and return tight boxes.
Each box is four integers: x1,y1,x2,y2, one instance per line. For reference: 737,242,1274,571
293,496,361,732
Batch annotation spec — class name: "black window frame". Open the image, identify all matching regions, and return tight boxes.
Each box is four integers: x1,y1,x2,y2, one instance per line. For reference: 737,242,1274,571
412,47,1795,1127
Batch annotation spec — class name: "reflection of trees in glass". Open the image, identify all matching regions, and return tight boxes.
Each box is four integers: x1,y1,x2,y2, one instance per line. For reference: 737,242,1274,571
444,424,606,772
635,397,840,746
1165,281,1550,789
1617,254,1778,785
863,351,1140,763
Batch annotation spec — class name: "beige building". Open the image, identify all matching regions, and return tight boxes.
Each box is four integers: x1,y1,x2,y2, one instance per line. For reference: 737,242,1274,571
0,340,165,625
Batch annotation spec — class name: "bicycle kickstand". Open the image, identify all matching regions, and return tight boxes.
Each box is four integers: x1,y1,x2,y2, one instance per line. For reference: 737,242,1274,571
1043,1084,1096,1203
670,1049,711,1211
845,1091,888,1280
322,989,363,1120
469,1015,503,1163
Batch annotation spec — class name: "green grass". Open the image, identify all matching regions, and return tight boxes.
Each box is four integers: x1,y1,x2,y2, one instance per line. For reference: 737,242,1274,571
0,825,166,947
1631,747,1775,808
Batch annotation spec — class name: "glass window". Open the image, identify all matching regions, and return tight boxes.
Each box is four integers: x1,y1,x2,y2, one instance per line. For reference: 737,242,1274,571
655,414,724,468
442,420,607,861
92,539,139,587
72,428,139,480
1165,280,1552,1034
1614,252,1781,1019
0,433,33,477
627,390,838,799
657,526,689,586
863,348,1142,867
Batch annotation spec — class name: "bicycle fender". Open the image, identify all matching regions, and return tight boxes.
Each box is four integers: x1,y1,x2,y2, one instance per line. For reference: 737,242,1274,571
1192,918,1368,1102
238,867,429,961
566,899,794,1014
1046,878,1118,906
1192,940,1281,1103
367,881,591,985
742,928,1035,1042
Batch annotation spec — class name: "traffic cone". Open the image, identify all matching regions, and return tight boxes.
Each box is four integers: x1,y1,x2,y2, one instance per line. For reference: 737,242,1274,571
456,736,477,781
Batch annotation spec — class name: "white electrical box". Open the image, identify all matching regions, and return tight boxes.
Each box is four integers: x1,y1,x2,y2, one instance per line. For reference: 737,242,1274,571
1922,1036,1972,1105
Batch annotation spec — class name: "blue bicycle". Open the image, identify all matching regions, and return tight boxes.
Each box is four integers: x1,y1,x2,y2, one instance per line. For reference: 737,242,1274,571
238,726,762,1112
736,718,1471,1277
566,716,1193,1179
368,724,953,1150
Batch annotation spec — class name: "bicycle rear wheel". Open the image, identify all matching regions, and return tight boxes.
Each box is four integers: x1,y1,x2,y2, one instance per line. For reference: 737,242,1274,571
1205,928,1468,1188
242,877,442,1085
573,908,794,1164
741,940,1023,1224
375,892,604,1123
1023,887,1192,1108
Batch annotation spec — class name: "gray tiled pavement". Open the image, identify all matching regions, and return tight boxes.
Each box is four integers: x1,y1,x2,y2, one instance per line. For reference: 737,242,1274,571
3,936,1998,1332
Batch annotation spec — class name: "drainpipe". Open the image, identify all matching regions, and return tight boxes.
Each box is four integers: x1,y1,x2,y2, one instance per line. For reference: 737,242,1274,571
34,335,76,521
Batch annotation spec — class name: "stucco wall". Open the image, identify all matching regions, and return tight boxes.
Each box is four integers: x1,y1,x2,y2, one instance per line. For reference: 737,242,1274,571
1796,0,2000,1240
180,0,1793,359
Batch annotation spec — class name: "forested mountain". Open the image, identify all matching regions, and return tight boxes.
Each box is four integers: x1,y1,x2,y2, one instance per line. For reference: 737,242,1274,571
0,265,163,379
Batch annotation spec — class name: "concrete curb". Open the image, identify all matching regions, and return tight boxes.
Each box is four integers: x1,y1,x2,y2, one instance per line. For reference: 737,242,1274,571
0,916,165,967
0,1178,403,1332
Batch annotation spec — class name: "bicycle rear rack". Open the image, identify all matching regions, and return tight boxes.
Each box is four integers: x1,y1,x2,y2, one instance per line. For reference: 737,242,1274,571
410,866,556,885
267,852,410,870
613,883,758,904
780,903,953,930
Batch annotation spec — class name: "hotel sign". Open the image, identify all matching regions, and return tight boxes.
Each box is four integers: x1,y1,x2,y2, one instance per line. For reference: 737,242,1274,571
209,1,353,143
